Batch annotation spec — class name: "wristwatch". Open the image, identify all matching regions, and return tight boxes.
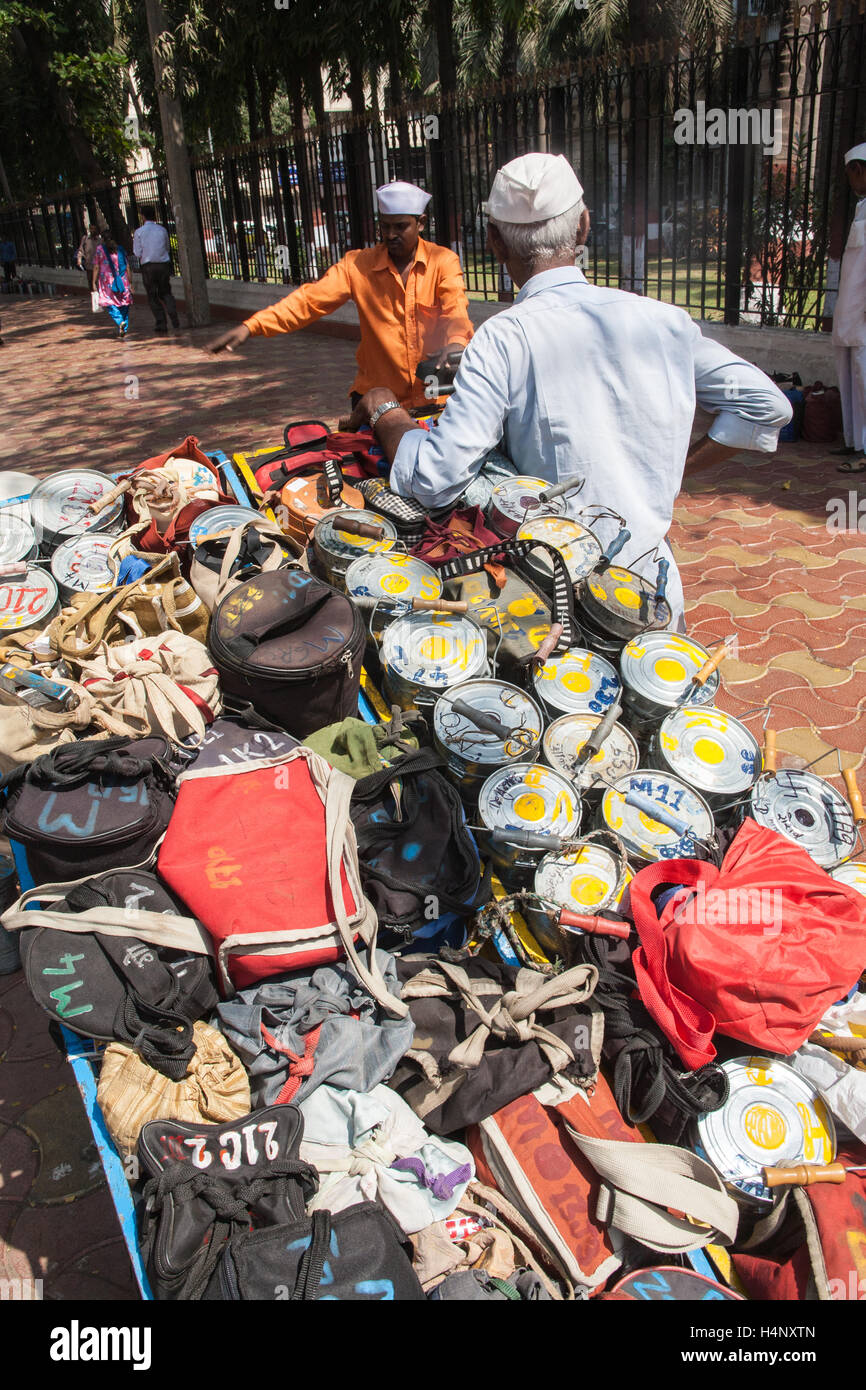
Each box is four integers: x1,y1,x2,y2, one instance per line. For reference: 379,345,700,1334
368,399,402,430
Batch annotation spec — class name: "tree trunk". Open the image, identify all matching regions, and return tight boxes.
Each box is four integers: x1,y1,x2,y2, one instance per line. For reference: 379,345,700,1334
143,0,210,325
345,58,373,245
286,68,317,277
245,65,260,142
306,62,339,256
431,0,457,95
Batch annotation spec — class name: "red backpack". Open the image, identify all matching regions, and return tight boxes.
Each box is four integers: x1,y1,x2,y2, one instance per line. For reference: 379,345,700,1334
156,745,407,1017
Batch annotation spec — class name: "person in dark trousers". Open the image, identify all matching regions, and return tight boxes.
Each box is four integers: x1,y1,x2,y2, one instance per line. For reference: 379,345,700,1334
132,206,180,335
1,238,16,286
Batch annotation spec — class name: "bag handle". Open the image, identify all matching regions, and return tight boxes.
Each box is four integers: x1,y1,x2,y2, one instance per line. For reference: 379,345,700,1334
628,857,719,1071
351,746,444,804
323,762,409,1019
52,553,178,660
561,1124,740,1252
438,538,577,654
2,887,213,956
283,419,330,452
208,519,292,606
217,573,336,658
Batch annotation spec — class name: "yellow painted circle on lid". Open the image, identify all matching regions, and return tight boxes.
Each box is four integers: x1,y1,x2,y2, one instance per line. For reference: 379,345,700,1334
693,737,725,765
508,596,537,617
614,587,641,610
514,792,546,822
608,567,633,582
654,657,687,684
562,671,592,694
419,634,452,661
743,1103,787,1151
381,573,410,595
571,875,607,907
589,582,607,601
638,810,670,835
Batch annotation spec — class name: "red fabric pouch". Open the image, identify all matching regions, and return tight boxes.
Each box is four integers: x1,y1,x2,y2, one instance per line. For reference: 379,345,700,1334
629,819,866,1069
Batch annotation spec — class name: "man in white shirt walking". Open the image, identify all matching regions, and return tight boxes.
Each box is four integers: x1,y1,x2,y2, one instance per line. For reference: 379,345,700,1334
133,206,180,335
832,143,866,473
342,152,792,628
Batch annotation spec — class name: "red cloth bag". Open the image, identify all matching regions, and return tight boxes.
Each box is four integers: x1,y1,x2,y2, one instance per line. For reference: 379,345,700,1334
629,819,866,1068
127,435,233,554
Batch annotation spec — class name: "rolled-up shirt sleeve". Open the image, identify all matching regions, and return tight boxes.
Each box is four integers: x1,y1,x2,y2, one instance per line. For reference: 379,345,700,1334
390,323,517,508
692,328,792,452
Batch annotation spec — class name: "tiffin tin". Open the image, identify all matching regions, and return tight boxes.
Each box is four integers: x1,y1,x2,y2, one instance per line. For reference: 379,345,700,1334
478,762,582,884
0,564,59,633
29,470,125,550
597,770,715,864
620,631,721,724
381,610,489,710
50,532,116,601
488,476,581,538
312,508,397,588
533,646,621,720
542,711,639,797
745,769,858,871
534,837,632,914
433,678,544,799
0,514,38,570
515,514,602,592
694,1056,836,1209
650,705,761,811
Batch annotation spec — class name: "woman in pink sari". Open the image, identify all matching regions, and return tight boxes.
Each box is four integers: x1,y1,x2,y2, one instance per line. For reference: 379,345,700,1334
91,234,132,338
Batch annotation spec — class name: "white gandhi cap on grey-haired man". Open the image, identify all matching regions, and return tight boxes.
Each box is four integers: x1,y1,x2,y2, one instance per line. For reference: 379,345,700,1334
343,150,792,630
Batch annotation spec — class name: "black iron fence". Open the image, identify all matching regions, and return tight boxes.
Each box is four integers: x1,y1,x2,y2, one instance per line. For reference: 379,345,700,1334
2,7,864,329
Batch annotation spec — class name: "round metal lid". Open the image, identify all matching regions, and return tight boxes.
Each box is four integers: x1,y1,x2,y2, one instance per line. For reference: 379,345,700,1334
543,712,639,792
188,506,264,548
696,1056,836,1207
0,514,37,568
657,705,760,795
381,611,488,691
345,552,442,605
535,840,632,912
489,476,584,528
0,471,38,523
433,679,544,766
0,564,59,631
29,471,124,540
479,762,582,842
533,646,621,716
830,861,866,898
50,532,115,594
620,631,721,710
516,514,602,584
313,509,397,561
600,770,714,861
582,564,671,630
748,770,858,869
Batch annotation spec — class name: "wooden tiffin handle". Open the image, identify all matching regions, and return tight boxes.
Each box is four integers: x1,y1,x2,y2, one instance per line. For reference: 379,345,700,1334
843,767,865,824
763,1163,847,1189
692,641,728,687
763,727,777,774
89,478,132,515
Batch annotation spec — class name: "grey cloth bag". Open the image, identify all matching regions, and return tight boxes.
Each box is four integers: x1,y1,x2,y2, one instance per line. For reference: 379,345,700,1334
430,1269,552,1301
214,950,414,1108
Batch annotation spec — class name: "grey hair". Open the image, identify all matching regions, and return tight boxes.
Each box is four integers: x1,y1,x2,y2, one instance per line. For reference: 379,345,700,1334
489,200,585,265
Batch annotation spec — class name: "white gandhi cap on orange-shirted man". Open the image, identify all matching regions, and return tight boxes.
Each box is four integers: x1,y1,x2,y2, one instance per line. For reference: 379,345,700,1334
832,142,866,472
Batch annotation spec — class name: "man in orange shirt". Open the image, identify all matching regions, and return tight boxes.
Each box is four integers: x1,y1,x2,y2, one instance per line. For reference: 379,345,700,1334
206,181,473,409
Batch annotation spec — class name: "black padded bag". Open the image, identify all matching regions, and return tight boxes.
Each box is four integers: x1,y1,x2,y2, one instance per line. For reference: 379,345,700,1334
1,736,180,886
17,870,217,1074
220,1202,425,1301
208,569,365,739
350,747,483,935
138,1104,319,1301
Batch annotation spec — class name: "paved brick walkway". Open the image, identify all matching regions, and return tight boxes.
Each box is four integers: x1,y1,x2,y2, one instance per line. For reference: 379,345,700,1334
0,289,864,1300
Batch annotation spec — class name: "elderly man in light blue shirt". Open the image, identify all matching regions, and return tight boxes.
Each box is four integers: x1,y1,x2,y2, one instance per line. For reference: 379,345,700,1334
342,153,791,627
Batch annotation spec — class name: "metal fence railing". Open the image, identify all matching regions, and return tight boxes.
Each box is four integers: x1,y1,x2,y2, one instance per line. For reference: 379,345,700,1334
2,8,864,328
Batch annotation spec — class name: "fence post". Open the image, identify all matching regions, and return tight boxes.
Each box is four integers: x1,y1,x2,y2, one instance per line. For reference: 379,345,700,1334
723,43,750,326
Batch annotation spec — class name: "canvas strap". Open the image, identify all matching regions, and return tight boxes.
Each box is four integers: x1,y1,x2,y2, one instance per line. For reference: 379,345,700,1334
438,538,576,653
561,1122,740,1252
401,959,598,1075
2,877,213,956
